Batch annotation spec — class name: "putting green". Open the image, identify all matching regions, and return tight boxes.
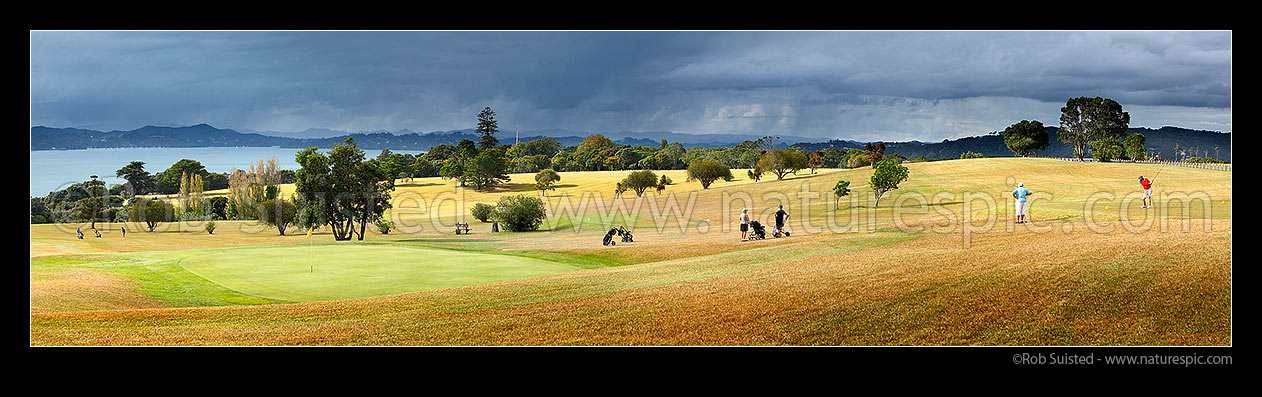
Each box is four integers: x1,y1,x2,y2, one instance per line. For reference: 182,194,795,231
180,244,585,302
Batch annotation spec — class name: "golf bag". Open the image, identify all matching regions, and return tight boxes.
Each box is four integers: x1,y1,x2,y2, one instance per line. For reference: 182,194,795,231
603,228,618,246
617,225,634,243
772,224,790,238
749,220,767,240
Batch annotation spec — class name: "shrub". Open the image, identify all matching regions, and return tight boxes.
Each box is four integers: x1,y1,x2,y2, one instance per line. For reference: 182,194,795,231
375,218,394,234
1183,156,1224,164
491,194,547,232
470,203,495,222
205,219,217,234
960,151,987,159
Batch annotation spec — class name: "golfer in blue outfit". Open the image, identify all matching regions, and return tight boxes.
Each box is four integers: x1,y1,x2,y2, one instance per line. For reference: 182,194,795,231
1012,182,1032,224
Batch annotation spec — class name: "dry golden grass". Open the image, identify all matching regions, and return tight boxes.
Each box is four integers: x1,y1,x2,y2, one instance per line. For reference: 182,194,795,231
30,219,1229,346
31,269,169,313
30,158,1232,345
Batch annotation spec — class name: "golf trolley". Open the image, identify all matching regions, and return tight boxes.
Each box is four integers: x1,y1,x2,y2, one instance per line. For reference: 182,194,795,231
603,225,635,246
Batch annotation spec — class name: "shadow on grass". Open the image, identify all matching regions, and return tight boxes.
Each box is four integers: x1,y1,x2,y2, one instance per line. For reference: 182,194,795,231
842,201,963,210
473,182,578,193
395,182,444,188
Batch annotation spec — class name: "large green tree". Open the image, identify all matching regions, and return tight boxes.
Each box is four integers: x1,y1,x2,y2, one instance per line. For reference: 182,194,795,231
257,198,297,235
534,169,561,196
757,148,809,180
465,146,511,191
127,197,176,232
115,161,156,195
820,147,847,168
1089,138,1124,162
475,107,500,149
870,159,909,208
1059,96,1130,161
71,176,112,228
620,169,659,197
509,137,562,158
1123,133,1147,162
685,159,733,189
1002,120,1050,157
155,159,209,194
293,138,395,241
574,134,618,171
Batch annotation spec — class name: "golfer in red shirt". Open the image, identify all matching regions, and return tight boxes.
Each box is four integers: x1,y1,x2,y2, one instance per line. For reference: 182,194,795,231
1139,176,1154,209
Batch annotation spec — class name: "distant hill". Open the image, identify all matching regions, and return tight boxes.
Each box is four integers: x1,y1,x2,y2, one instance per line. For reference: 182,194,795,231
791,126,1231,162
31,124,1228,162
30,124,805,151
31,124,290,150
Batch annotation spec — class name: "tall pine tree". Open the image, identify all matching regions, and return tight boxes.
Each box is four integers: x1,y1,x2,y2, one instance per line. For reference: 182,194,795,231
476,106,500,149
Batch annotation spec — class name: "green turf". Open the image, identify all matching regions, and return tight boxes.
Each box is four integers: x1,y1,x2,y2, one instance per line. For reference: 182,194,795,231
30,253,284,307
178,244,589,302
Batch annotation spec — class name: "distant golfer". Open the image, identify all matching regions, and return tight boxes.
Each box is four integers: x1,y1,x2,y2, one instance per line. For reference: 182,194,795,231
94,228,101,238
773,205,789,237
739,208,750,242
1139,176,1154,209
76,227,84,240
121,226,126,238
1012,182,1032,224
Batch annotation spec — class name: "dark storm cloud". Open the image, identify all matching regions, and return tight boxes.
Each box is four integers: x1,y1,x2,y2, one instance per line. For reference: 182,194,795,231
30,31,1230,140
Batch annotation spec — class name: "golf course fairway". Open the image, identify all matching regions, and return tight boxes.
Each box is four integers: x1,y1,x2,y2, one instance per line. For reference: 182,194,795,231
179,244,585,302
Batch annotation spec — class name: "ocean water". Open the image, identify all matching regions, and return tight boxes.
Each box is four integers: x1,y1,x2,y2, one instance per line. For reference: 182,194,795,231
29,146,424,197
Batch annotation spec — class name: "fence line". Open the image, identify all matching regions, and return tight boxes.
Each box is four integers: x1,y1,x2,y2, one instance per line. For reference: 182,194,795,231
1055,158,1231,171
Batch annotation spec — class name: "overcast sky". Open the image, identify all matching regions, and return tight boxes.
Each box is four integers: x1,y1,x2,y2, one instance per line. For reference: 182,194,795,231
30,30,1231,141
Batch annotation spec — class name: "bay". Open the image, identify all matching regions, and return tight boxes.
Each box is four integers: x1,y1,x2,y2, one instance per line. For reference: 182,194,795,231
29,146,424,197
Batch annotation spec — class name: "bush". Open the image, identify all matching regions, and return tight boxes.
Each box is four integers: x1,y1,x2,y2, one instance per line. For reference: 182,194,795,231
960,151,987,159
205,219,217,234
470,203,495,222
375,218,394,234
1183,156,1225,164
491,194,547,232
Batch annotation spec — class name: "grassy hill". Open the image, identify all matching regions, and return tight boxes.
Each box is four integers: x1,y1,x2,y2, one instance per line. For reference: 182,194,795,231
30,158,1231,345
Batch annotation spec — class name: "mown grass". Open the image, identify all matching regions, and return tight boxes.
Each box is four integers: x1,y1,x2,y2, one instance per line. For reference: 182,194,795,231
31,252,284,309
30,219,1229,345
30,158,1232,345
178,244,592,302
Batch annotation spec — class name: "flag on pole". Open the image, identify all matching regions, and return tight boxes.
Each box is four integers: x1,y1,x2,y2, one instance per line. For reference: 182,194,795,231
306,228,313,239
